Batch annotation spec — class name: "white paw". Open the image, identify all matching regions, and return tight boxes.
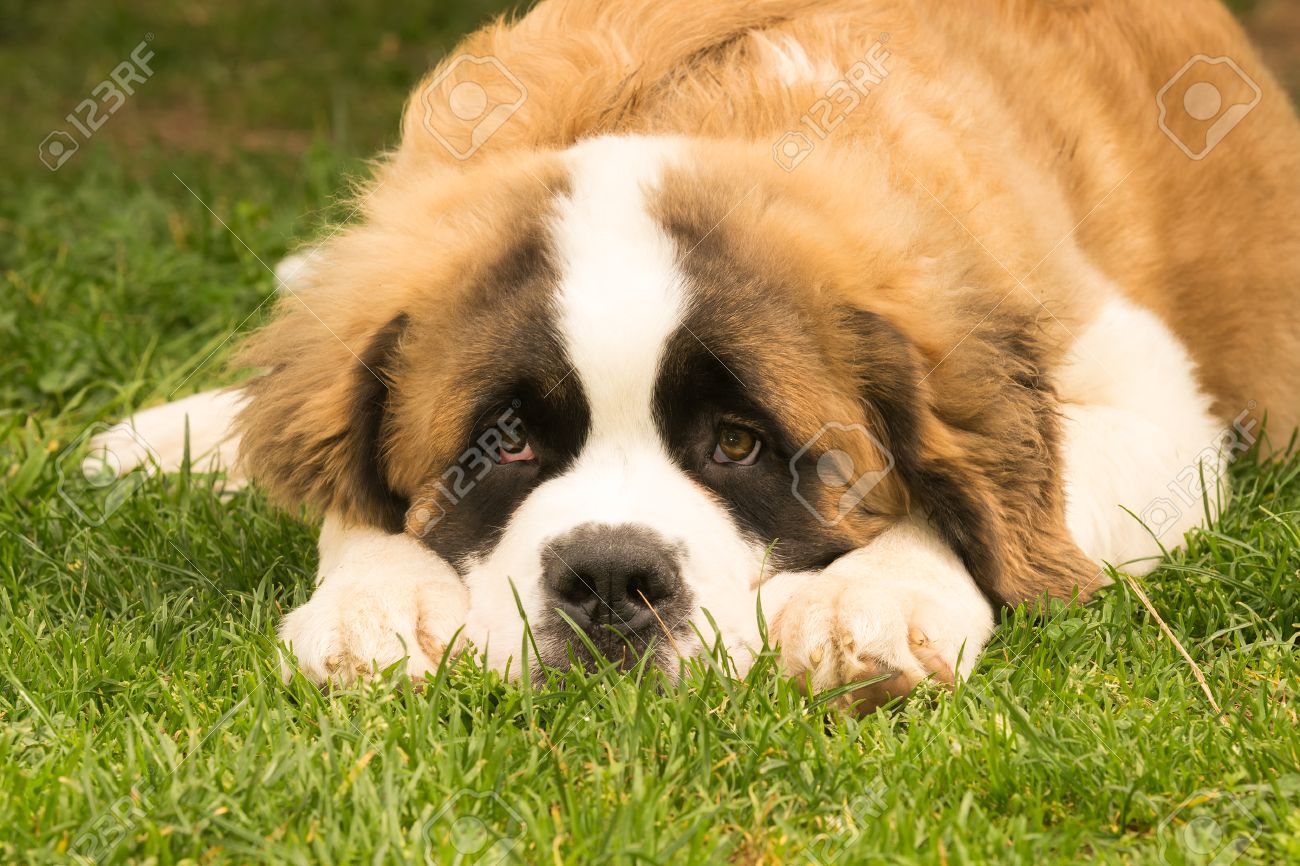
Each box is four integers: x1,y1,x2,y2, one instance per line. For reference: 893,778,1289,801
86,389,246,487
279,528,469,686
771,574,948,711
769,520,993,712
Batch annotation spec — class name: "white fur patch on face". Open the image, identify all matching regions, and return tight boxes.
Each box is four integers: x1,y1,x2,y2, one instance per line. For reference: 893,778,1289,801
458,135,770,677
553,135,689,440
1056,294,1227,576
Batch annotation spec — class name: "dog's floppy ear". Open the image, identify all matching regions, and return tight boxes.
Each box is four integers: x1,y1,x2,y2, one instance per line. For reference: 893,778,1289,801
845,308,1099,606
235,311,410,533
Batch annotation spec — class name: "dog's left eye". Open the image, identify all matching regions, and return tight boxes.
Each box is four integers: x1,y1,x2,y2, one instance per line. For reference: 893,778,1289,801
713,424,761,465
497,423,535,464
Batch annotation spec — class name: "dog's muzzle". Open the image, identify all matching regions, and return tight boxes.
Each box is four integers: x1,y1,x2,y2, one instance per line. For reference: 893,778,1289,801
540,522,689,664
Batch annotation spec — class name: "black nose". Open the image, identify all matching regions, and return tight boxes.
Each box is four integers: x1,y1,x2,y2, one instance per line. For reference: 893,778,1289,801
541,523,685,645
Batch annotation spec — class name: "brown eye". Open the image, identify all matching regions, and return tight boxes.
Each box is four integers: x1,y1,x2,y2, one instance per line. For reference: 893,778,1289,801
713,424,761,465
498,422,534,464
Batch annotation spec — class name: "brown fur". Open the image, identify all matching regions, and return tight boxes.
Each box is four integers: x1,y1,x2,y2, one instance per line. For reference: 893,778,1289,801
238,0,1300,606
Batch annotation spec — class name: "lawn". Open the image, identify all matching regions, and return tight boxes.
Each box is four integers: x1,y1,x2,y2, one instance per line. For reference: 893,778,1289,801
2,2,1298,864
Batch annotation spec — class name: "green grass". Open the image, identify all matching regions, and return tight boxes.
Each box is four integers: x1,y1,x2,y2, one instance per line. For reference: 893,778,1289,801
2,2,1298,864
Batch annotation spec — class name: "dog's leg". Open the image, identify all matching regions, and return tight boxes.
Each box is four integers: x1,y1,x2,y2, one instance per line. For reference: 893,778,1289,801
86,388,247,487
1056,296,1230,576
278,513,470,686
768,517,994,712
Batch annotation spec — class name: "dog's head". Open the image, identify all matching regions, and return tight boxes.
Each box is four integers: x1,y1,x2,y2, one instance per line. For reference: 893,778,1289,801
238,135,1094,677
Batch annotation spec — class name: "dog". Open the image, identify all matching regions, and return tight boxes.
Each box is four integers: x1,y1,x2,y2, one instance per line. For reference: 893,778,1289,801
97,0,1300,709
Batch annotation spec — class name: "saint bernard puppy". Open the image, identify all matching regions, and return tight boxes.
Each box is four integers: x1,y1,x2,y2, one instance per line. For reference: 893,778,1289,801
100,0,1300,709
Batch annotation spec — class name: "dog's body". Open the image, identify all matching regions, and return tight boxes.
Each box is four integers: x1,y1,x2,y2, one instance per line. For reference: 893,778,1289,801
105,0,1299,704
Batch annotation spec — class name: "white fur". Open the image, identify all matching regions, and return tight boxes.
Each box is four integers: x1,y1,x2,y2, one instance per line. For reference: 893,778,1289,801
554,135,688,439
274,249,320,293
86,388,246,487
279,515,468,685
1056,295,1227,576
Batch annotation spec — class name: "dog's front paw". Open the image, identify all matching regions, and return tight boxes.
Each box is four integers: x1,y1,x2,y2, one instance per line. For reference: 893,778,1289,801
769,522,993,713
279,528,468,686
771,575,951,712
